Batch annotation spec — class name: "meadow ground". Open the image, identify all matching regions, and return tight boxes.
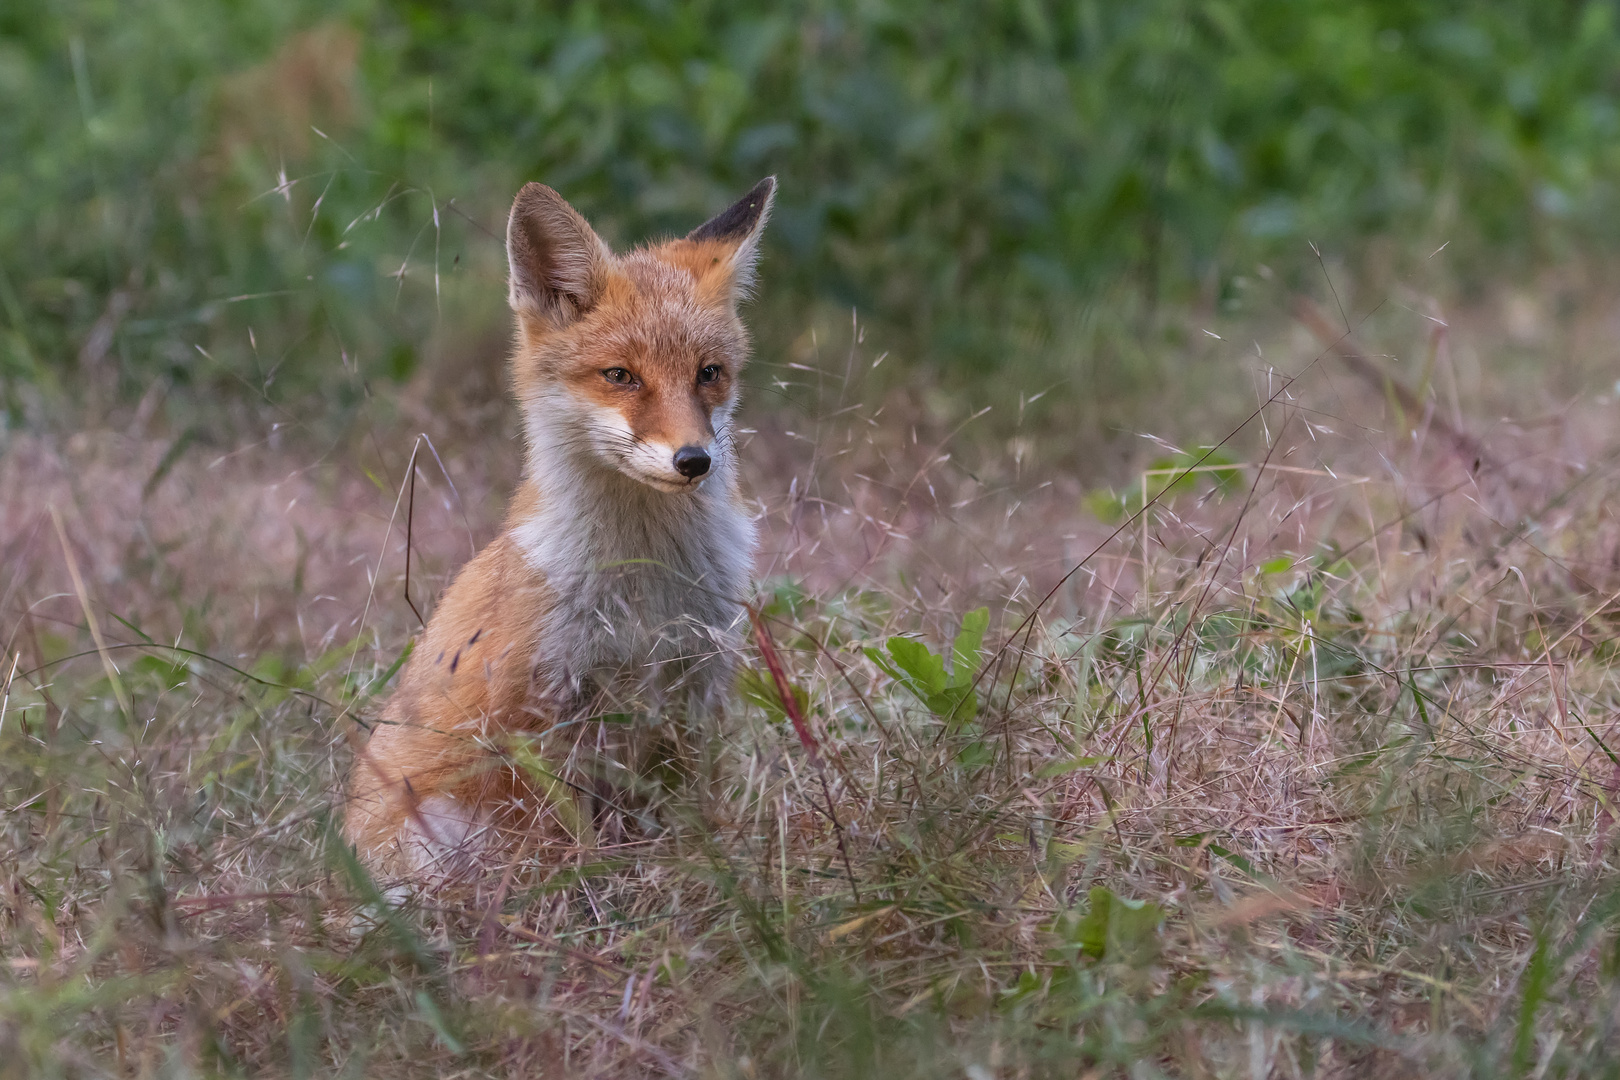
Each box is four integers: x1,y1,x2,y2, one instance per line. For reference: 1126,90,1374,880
5,288,1620,1078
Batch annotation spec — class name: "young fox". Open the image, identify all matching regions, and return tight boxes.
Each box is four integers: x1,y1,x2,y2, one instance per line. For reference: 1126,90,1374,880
343,178,775,878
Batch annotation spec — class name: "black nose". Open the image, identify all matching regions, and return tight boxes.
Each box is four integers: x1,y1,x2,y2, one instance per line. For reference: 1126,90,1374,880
672,445,711,479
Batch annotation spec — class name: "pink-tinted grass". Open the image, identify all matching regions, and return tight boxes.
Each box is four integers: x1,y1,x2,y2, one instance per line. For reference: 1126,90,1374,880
5,292,1620,1077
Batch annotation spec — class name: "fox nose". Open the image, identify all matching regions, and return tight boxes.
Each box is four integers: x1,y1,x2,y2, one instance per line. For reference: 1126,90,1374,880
672,445,711,479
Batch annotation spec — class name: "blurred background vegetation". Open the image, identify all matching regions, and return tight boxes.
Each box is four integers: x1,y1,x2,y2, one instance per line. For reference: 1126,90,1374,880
4,0,1619,437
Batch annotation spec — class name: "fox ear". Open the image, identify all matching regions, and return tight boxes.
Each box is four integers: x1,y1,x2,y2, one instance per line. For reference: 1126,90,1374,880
506,183,611,329
686,176,775,302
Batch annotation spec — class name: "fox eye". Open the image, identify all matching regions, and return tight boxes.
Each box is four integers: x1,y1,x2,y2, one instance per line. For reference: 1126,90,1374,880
602,367,635,386
697,364,723,385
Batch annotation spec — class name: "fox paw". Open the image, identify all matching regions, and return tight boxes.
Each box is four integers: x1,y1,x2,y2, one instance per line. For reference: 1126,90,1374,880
397,794,492,882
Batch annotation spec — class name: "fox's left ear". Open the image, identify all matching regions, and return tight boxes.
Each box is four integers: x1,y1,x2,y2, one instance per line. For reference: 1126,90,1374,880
686,176,775,304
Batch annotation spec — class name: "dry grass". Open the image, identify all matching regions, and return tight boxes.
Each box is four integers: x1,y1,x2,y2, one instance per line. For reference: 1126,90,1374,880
6,293,1620,1078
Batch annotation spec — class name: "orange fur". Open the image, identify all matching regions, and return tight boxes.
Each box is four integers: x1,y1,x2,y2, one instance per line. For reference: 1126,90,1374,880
343,179,775,879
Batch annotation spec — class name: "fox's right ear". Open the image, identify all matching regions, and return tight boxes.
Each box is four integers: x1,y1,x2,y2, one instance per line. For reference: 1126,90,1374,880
506,183,611,329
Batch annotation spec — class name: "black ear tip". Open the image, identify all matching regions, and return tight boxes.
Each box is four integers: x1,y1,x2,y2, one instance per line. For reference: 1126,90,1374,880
747,176,777,209
688,177,777,243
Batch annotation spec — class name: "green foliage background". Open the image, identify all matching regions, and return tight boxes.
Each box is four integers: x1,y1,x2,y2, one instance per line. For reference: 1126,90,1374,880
3,0,1618,427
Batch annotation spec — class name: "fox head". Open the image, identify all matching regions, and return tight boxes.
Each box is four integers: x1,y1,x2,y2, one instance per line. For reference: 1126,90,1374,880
505,177,775,494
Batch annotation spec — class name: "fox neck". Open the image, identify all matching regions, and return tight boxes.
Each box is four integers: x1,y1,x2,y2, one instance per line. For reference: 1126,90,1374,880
510,400,756,710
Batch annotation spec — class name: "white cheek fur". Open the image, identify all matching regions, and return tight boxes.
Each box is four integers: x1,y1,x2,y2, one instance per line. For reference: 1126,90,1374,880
624,440,688,488
528,386,735,492
583,405,637,463
576,405,684,488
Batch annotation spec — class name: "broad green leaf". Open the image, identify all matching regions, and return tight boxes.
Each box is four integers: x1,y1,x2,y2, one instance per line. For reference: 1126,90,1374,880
930,685,978,727
886,636,948,694
951,606,989,685
863,646,905,685
874,610,990,724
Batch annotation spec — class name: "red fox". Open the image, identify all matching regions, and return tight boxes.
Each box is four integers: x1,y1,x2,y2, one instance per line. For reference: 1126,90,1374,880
343,178,774,879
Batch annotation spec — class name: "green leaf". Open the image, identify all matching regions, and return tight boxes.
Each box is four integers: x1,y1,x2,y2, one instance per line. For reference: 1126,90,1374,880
951,606,989,686
1082,487,1126,524
1146,455,1201,497
863,645,905,684
359,639,413,701
932,685,978,726
1194,447,1245,494
1208,844,1258,876
506,739,595,847
1259,555,1294,575
886,636,948,694
413,991,466,1056
132,654,189,691
1059,886,1164,962
874,610,990,725
738,667,808,725
956,739,995,768
108,611,156,644
1036,754,1110,778
760,577,808,620
1513,932,1552,1073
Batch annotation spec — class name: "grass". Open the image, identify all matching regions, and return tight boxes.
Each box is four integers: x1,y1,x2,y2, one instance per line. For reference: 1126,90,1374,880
6,287,1620,1078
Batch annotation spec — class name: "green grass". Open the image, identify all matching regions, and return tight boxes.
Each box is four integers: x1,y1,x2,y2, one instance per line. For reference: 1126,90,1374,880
6,295,1620,1075
8,5,1620,1075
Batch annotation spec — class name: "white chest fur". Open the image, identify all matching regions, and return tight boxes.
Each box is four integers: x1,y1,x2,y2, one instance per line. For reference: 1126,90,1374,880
512,463,755,715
